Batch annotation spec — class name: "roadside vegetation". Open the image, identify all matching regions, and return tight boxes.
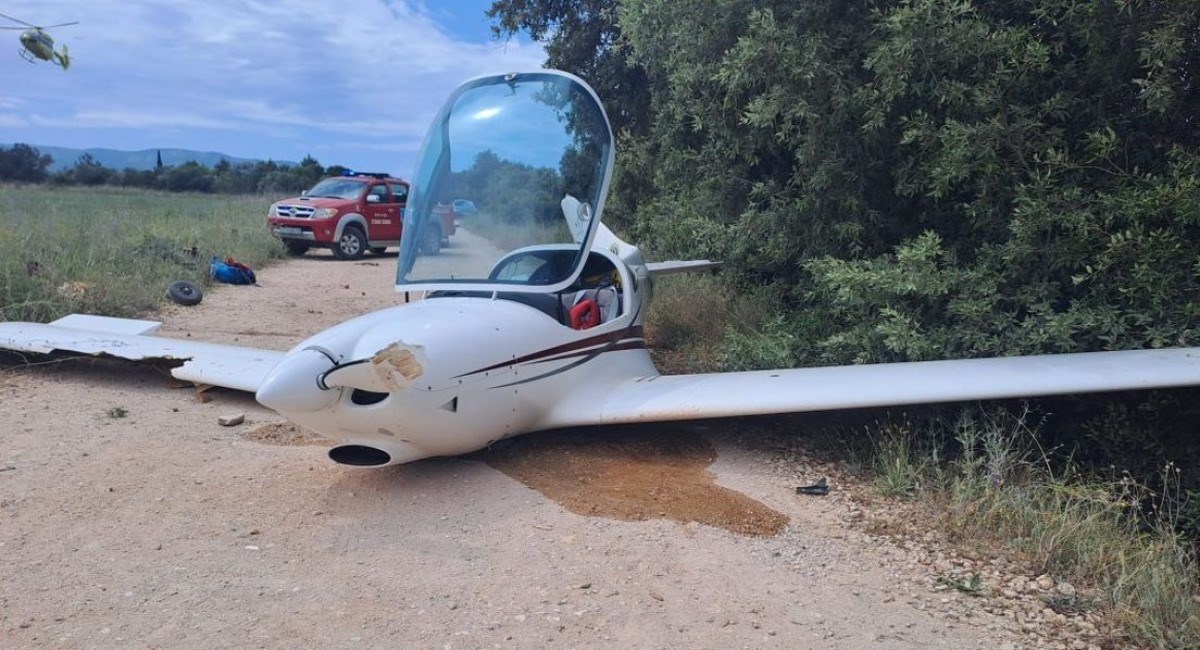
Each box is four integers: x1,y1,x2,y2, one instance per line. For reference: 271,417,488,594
868,409,1200,649
645,277,1200,648
0,185,286,322
0,144,342,195
501,0,1200,645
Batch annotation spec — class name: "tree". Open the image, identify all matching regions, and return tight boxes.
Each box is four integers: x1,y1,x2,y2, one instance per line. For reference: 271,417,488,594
70,153,113,186
490,0,656,229
602,0,1200,361
446,150,564,224
488,0,650,138
157,161,214,192
212,161,257,193
295,154,324,189
0,143,53,182
119,167,157,189
798,0,1200,361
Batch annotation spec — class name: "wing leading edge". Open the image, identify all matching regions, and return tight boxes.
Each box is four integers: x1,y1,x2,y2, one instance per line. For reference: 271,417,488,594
548,347,1200,428
0,315,285,393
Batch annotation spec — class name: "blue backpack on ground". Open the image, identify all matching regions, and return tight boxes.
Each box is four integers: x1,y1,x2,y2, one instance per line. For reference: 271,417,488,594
210,256,257,285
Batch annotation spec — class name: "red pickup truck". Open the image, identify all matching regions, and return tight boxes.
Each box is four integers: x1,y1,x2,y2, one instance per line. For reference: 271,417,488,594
267,172,455,260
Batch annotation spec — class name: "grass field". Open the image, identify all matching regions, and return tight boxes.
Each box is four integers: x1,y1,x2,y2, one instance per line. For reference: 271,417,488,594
0,185,286,322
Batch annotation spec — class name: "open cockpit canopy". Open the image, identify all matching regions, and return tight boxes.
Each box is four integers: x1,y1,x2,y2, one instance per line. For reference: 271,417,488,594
397,70,614,294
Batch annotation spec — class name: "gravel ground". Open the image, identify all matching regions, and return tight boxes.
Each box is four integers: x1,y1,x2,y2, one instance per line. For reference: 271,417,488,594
0,240,1101,649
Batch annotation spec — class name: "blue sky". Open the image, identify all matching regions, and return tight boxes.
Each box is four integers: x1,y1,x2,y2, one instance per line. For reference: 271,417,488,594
0,1,546,176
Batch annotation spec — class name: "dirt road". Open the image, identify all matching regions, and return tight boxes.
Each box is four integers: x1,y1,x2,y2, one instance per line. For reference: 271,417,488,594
0,244,1037,649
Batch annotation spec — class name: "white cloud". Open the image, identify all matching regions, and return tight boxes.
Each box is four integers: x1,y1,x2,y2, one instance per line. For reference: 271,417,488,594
0,114,28,128
33,109,233,130
2,0,547,170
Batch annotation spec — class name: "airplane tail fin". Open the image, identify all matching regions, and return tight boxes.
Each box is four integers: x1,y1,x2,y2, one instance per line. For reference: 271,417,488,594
560,194,722,275
588,219,722,275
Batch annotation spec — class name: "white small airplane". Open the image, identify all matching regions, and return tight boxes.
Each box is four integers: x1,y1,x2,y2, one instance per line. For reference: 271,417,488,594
4,70,1200,467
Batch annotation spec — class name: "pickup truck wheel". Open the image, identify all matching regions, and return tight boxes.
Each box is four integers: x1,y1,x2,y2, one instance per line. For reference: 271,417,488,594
284,240,310,256
333,226,367,260
419,224,442,255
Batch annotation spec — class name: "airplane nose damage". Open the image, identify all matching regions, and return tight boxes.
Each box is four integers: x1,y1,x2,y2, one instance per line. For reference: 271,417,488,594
318,341,426,393
254,342,434,468
251,305,531,468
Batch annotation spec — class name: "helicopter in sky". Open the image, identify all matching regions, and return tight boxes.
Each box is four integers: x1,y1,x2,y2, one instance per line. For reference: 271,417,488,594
1,12,76,70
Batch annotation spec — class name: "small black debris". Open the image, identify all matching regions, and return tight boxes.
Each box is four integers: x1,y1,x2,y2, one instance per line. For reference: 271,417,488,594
795,477,829,496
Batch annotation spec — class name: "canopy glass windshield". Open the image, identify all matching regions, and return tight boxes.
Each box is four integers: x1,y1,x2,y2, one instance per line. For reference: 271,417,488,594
397,71,613,292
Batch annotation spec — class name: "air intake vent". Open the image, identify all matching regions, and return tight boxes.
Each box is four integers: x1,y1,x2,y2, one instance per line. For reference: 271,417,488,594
351,389,389,405
328,445,391,466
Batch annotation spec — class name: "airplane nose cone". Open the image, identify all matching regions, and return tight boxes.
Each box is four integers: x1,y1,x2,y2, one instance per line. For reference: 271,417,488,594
256,348,340,414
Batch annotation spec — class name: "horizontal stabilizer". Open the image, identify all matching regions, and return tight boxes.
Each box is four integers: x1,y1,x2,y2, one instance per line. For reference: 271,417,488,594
0,317,284,393
548,347,1200,428
645,260,723,276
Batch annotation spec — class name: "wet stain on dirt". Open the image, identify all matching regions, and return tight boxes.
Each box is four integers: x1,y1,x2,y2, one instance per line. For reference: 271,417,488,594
244,422,332,447
478,426,788,537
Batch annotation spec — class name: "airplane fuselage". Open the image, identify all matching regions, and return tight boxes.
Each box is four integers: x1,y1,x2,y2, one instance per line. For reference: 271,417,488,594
256,281,656,466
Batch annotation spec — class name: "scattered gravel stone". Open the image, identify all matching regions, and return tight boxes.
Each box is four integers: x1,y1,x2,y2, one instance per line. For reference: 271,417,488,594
218,413,245,426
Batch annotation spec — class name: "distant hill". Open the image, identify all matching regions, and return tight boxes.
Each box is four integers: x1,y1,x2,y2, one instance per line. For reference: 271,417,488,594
4,144,295,172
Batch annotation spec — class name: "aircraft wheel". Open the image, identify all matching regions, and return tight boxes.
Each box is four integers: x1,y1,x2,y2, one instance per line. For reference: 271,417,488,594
166,280,203,306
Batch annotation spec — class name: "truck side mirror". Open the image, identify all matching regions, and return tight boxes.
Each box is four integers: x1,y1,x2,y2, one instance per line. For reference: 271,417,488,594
366,194,381,204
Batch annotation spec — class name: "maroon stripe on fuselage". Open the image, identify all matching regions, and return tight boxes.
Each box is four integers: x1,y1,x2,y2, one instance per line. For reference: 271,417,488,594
526,339,647,365
455,325,644,378
491,340,650,388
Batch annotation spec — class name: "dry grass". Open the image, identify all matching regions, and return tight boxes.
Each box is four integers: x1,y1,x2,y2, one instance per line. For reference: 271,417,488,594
870,409,1200,649
644,273,771,373
0,185,285,322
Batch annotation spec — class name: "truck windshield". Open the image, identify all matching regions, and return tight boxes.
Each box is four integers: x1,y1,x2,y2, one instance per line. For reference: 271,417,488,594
396,71,613,294
305,178,365,200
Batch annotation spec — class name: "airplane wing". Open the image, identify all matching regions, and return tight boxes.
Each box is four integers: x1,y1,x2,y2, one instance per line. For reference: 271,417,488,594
546,347,1200,427
0,314,284,393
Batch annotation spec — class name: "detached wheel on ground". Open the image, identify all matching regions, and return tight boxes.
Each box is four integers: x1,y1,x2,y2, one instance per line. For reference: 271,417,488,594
166,280,203,306
284,240,311,256
419,224,442,255
333,226,367,260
